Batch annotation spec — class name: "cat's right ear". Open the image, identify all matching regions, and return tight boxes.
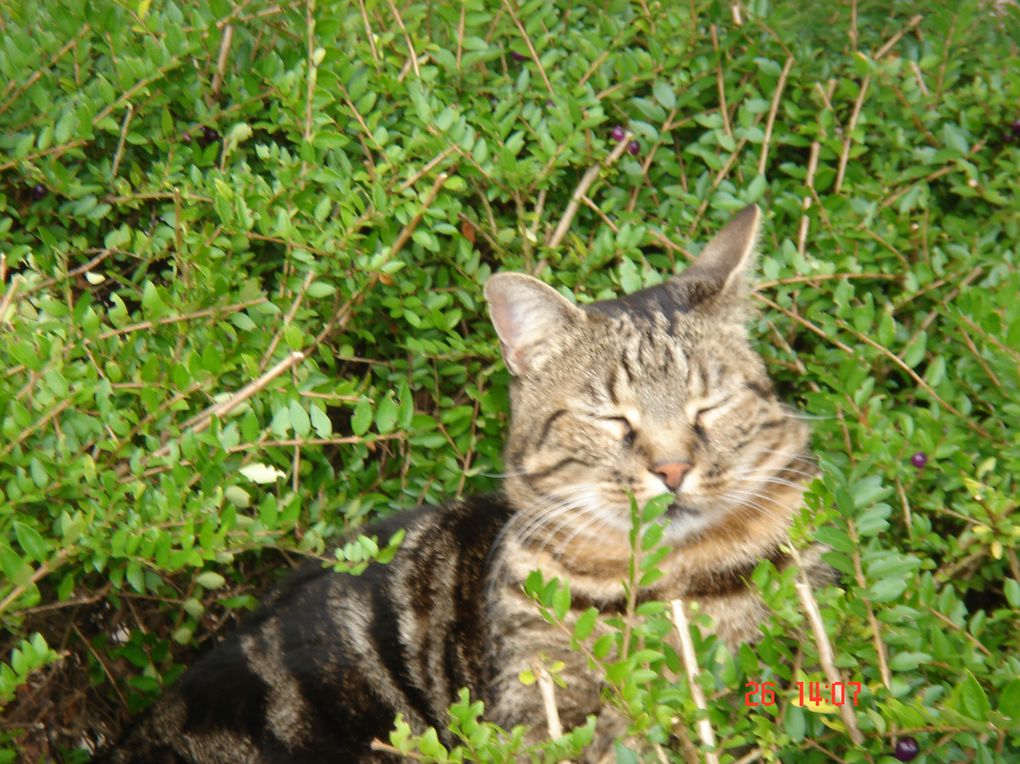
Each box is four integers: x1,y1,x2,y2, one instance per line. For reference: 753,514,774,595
484,273,583,376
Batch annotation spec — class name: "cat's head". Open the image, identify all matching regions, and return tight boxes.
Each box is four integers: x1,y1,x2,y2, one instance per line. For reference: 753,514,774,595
485,206,812,546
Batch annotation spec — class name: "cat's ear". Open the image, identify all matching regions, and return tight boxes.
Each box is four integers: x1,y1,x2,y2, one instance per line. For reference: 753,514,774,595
671,204,761,311
484,273,583,376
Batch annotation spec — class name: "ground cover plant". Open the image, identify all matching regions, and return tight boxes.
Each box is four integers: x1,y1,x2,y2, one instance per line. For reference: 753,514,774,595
1,0,1018,761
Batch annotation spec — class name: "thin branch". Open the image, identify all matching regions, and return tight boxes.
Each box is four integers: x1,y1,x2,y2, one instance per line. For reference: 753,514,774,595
149,351,307,461
835,318,992,439
535,661,564,739
669,600,720,764
710,25,732,138
259,271,315,371
304,0,316,144
834,76,870,194
90,298,267,342
546,135,631,249
757,56,794,176
385,0,420,78
792,574,864,745
502,0,554,96
212,24,234,97
0,549,71,619
110,104,134,180
356,0,380,62
797,141,820,256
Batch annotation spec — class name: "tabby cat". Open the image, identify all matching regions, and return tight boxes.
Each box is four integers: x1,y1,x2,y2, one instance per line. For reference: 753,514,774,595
102,205,827,764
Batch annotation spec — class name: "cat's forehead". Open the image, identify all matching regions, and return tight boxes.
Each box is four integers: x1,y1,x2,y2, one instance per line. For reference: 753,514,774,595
562,311,748,410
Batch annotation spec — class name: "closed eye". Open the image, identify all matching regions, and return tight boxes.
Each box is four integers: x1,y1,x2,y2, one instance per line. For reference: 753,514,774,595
691,401,727,440
594,415,636,445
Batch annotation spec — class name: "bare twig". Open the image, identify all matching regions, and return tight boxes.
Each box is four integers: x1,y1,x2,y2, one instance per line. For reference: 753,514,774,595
259,271,315,371
758,56,795,176
834,76,870,194
385,0,420,78
356,0,379,62
0,275,21,325
792,574,864,745
546,136,631,249
836,318,992,439
158,351,306,455
710,25,732,138
211,24,234,97
535,661,564,739
304,0,316,144
110,104,134,180
797,141,820,256
91,299,266,342
669,600,720,764
502,0,554,96
0,549,71,619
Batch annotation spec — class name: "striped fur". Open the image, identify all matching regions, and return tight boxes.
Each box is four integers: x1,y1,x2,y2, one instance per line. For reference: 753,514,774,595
103,206,830,763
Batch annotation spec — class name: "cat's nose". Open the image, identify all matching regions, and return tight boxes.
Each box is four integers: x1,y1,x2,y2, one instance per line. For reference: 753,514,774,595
652,461,693,491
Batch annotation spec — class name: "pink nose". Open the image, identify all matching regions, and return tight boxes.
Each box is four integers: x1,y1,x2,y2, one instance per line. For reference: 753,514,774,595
653,461,693,491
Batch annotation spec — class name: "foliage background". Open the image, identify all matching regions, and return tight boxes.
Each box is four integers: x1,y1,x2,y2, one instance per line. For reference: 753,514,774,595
0,0,1018,761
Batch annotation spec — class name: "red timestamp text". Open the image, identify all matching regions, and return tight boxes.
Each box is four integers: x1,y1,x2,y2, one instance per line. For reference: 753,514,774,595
744,680,863,707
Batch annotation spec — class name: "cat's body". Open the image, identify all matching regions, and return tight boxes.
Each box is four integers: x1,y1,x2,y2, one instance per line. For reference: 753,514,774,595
103,206,828,763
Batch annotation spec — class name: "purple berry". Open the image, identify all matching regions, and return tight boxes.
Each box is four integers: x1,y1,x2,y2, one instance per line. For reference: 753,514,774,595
200,126,220,146
30,184,47,200
910,451,928,469
610,125,626,142
627,139,640,156
893,736,919,762
509,50,527,62
1011,119,1020,136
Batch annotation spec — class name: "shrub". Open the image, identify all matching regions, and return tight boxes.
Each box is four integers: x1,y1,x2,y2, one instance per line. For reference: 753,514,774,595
0,0,1018,762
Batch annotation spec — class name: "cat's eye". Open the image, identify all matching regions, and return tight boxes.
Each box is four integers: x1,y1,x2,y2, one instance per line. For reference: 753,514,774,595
690,402,725,440
594,415,636,445
610,417,636,446
620,419,636,447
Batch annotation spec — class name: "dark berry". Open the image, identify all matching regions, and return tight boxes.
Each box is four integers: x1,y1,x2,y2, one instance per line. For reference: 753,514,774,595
30,184,47,200
610,125,626,142
910,451,928,469
893,736,920,762
199,126,220,146
627,139,640,156
1011,119,1020,136
509,50,527,62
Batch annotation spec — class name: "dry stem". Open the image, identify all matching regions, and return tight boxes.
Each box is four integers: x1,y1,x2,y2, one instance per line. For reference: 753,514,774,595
792,573,864,745
669,600,721,764
546,136,631,249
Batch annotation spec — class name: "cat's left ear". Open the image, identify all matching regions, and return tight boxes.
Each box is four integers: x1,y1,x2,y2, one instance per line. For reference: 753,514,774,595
671,204,761,310
484,273,584,376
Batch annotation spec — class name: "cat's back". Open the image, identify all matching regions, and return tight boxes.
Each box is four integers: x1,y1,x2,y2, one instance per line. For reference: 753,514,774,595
102,493,516,764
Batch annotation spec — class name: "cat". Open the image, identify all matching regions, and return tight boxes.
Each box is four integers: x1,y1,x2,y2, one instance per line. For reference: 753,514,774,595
100,204,828,764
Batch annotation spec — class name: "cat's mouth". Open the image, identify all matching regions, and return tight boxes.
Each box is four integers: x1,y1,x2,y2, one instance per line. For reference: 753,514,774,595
666,500,701,519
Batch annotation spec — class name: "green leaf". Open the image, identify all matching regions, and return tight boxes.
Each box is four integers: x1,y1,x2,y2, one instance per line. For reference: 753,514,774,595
310,404,332,438
889,652,932,671
351,399,373,436
573,607,598,641
14,523,48,563
141,281,165,319
196,571,226,590
375,394,399,434
959,672,991,721
289,399,311,438
652,80,676,110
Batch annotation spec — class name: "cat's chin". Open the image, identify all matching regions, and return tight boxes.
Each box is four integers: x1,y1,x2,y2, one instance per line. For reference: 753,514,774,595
662,499,715,542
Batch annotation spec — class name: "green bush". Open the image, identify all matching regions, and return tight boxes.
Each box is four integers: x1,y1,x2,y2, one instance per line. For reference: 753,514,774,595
1,0,1018,761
